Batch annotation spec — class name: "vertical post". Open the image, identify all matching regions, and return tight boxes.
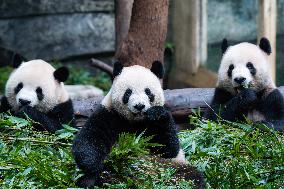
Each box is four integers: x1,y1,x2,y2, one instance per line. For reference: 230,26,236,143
257,0,277,81
173,0,207,74
169,0,213,88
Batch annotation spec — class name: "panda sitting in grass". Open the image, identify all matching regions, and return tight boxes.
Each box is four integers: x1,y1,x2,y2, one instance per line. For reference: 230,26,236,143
204,37,284,131
72,61,190,187
0,59,74,132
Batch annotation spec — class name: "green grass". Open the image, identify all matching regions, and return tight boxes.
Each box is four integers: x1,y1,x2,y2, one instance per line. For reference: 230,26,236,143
1,111,283,188
0,114,79,188
0,114,195,188
64,65,111,92
180,113,284,188
0,67,13,93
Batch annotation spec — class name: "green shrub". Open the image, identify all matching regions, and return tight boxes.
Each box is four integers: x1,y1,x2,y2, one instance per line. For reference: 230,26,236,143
0,114,195,188
180,114,284,188
52,62,112,92
0,67,13,94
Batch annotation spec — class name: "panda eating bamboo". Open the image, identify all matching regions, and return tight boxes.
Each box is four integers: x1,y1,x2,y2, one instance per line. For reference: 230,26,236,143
72,61,190,187
0,59,75,132
204,37,284,131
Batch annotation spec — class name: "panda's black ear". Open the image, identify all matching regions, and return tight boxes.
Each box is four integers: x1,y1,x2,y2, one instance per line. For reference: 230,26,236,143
150,60,164,79
221,38,229,54
259,37,272,55
113,61,123,78
12,53,25,68
54,67,69,82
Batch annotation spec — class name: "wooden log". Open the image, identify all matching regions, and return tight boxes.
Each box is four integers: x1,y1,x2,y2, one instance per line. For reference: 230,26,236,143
257,0,277,81
90,58,113,78
74,87,284,124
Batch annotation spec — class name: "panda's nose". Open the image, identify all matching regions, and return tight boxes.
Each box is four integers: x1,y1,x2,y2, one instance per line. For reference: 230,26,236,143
19,99,31,106
234,77,246,84
134,104,145,111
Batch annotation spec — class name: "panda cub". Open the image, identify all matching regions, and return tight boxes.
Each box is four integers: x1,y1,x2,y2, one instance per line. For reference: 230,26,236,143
204,37,284,131
0,59,74,132
72,61,187,187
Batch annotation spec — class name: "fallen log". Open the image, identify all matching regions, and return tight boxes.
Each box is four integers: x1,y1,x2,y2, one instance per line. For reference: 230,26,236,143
90,58,113,78
73,88,214,125
73,87,284,124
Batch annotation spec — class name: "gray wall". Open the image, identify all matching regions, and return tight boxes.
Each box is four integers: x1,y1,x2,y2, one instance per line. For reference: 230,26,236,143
0,0,115,61
1,0,284,62
208,0,284,44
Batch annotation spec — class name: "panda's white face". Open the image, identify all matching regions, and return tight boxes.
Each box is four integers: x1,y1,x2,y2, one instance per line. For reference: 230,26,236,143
218,42,275,94
102,65,165,121
5,60,69,113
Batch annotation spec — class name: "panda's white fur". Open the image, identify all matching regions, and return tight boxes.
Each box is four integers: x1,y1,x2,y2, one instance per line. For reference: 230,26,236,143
171,149,188,164
5,59,69,113
102,65,165,121
101,64,187,164
218,42,275,95
211,40,279,123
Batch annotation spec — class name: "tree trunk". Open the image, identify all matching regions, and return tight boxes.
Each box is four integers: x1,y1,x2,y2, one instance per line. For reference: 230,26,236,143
115,0,169,68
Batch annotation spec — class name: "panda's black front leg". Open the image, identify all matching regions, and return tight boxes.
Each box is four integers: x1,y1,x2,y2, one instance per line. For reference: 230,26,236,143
0,96,11,113
72,106,121,187
222,88,258,121
257,89,284,132
257,120,284,132
205,88,258,122
19,106,63,133
145,106,180,159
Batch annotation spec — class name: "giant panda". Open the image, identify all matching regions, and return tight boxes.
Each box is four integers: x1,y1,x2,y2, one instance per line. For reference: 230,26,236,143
204,37,284,131
72,61,189,187
0,59,75,132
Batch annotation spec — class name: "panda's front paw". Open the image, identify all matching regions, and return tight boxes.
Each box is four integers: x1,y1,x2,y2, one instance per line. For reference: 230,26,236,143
254,120,274,131
76,174,101,188
146,106,169,122
238,88,257,107
15,106,34,118
21,106,35,116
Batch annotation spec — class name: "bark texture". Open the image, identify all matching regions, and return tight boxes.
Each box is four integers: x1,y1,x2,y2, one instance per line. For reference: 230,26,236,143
115,0,169,68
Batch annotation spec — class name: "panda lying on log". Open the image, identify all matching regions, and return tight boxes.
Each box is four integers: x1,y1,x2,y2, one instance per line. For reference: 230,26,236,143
0,59,75,133
204,37,284,132
72,61,204,187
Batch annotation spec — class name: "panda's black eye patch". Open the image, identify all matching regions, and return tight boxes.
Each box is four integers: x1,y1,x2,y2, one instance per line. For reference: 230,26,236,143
123,89,132,104
14,82,23,94
227,64,234,77
246,62,256,75
36,87,44,101
145,88,155,102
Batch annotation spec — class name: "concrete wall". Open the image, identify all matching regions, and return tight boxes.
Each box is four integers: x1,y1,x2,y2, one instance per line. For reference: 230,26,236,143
0,0,115,61
1,0,284,62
